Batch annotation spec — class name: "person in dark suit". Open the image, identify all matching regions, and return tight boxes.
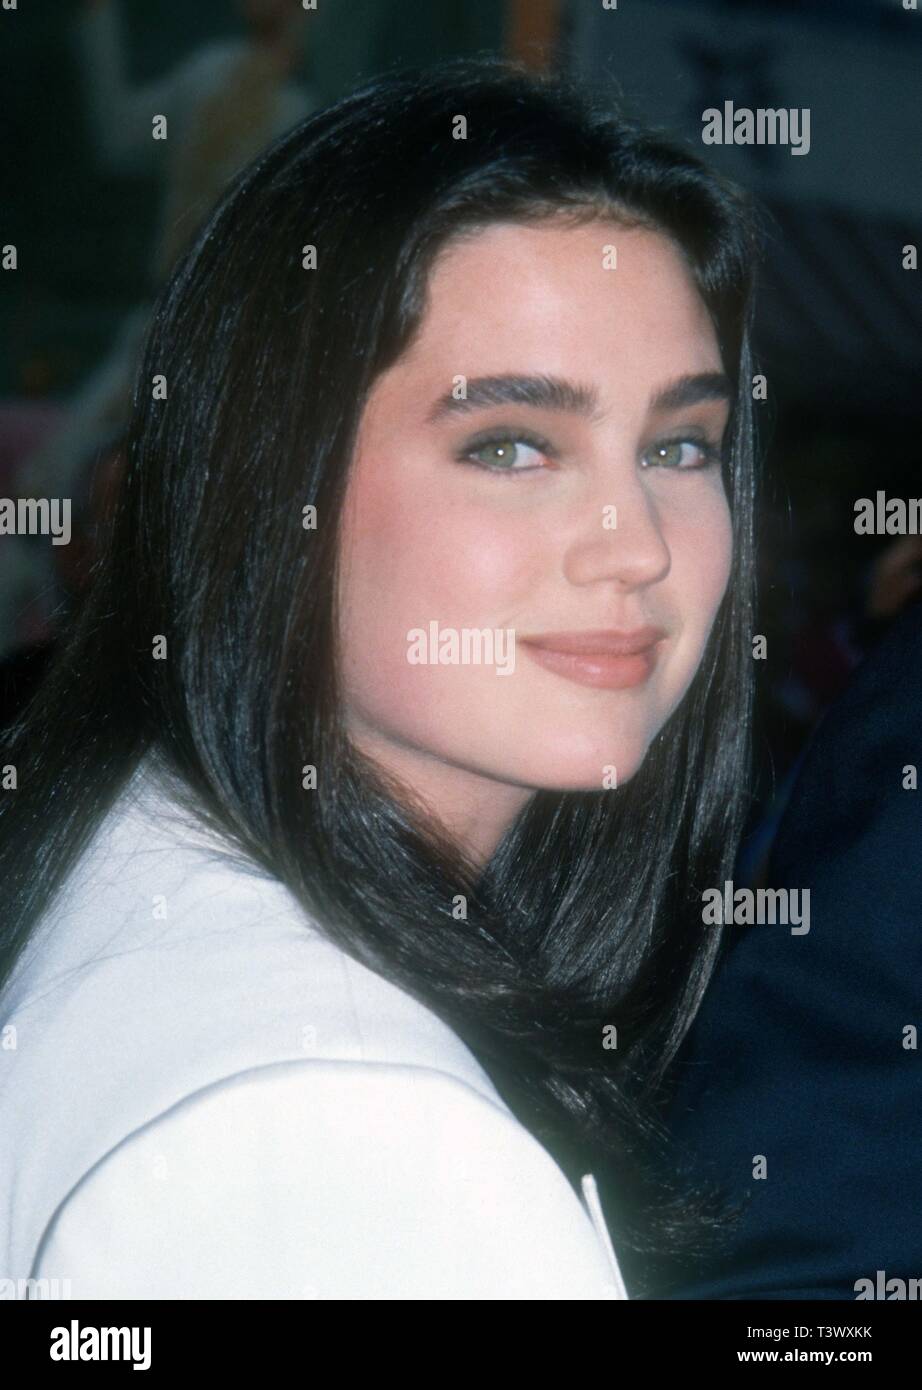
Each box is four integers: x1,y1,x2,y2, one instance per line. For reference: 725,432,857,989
658,592,922,1300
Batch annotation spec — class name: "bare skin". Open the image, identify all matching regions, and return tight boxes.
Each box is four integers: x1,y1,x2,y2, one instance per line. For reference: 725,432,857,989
337,218,733,867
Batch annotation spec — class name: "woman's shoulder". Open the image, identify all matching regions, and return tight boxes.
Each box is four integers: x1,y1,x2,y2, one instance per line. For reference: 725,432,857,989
29,1056,624,1300
5,756,497,1101
0,760,521,1282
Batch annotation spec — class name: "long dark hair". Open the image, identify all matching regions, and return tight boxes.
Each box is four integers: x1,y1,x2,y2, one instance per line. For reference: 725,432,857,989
0,58,762,1287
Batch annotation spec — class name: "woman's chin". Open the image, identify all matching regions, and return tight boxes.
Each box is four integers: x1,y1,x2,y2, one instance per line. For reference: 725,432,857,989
514,747,649,794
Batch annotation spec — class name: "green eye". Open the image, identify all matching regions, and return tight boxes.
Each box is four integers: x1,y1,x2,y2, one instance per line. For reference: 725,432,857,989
642,438,722,470
462,434,551,472
472,439,522,467
648,442,685,468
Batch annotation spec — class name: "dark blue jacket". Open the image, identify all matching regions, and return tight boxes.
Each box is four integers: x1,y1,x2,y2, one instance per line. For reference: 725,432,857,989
663,598,922,1299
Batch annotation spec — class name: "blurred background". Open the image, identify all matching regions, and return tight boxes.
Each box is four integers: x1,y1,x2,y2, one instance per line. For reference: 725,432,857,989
2,0,921,876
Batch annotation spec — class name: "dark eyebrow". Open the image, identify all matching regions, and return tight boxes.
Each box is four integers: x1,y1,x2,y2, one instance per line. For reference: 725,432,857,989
425,374,602,424
650,372,733,412
425,371,733,424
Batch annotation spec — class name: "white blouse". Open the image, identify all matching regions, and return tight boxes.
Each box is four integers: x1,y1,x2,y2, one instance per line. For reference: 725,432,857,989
0,761,627,1300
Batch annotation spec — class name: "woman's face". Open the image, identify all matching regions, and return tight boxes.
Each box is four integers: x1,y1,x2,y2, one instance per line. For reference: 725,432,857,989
336,218,734,855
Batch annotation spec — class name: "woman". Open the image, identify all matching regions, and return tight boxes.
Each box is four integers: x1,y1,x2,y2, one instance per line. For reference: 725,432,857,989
0,59,761,1300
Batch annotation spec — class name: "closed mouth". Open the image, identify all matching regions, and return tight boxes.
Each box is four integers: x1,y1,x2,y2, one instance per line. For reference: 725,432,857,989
519,627,667,657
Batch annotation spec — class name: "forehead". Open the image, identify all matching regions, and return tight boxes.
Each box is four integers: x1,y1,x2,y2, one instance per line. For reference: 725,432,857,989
403,217,720,380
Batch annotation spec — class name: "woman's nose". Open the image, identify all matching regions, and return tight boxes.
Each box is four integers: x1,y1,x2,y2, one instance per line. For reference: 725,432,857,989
563,476,671,591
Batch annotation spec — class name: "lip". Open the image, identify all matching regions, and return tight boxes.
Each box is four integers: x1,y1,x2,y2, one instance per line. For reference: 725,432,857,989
519,627,667,690
520,627,667,656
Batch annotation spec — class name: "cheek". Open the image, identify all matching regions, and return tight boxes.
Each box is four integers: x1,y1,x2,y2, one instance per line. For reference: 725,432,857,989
667,490,734,642
337,464,534,707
